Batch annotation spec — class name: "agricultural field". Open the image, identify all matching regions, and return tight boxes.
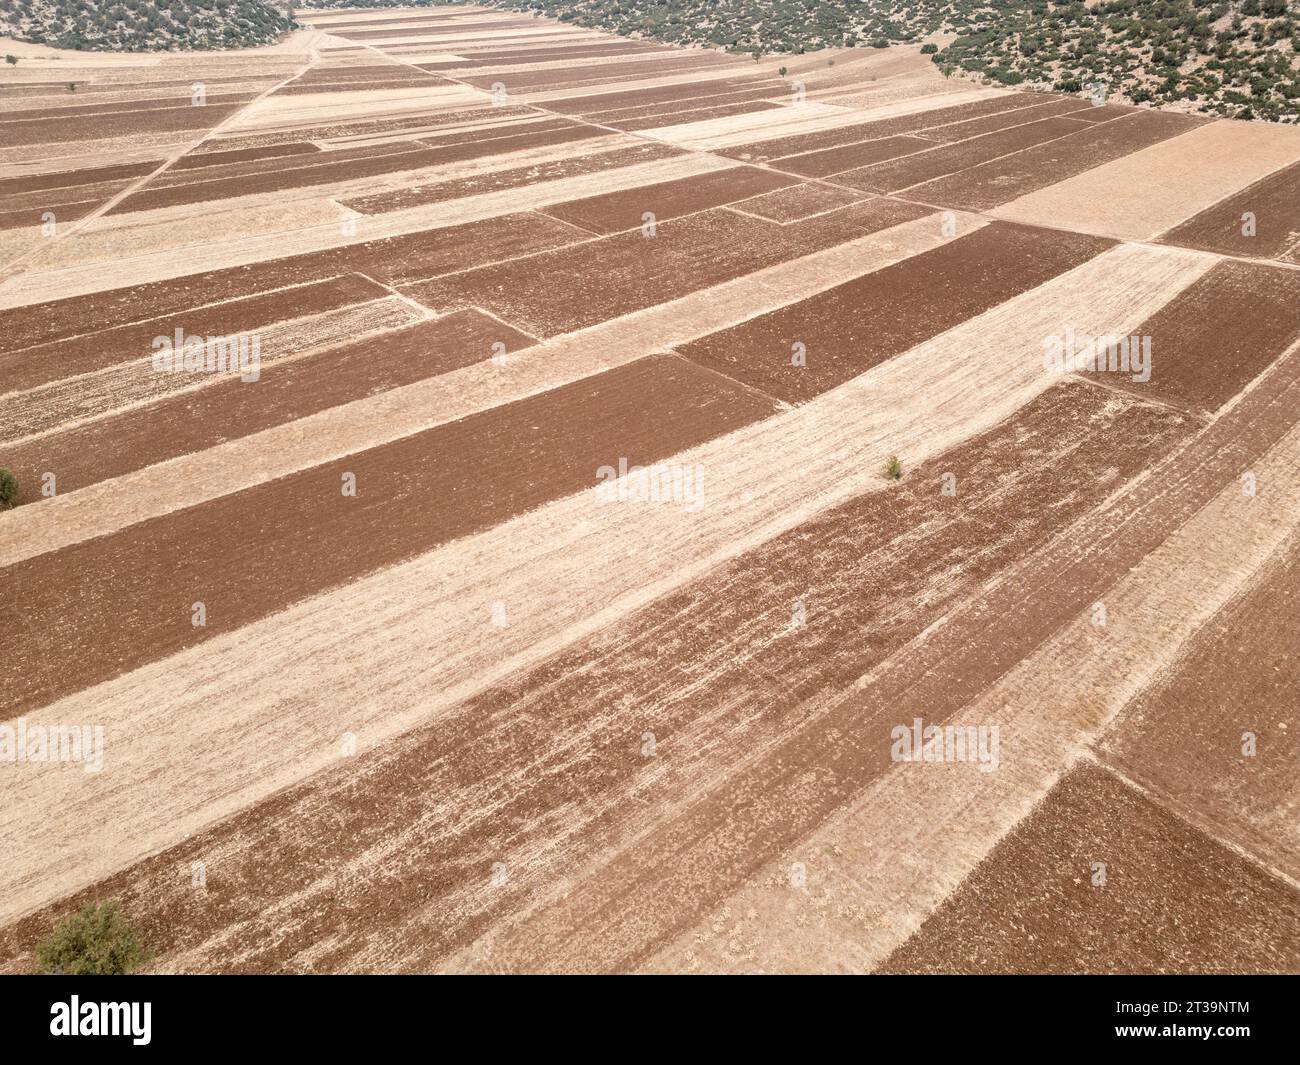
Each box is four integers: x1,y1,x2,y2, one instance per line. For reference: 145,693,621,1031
1,4,1299,977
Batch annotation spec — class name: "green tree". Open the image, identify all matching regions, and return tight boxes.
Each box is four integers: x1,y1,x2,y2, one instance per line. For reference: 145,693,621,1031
35,901,149,975
0,468,16,507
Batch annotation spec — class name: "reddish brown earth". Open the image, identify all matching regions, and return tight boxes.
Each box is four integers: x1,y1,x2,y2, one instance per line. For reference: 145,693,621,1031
879,763,1300,974
539,166,797,234
614,100,786,132
0,355,777,721
582,85,790,124
0,199,103,232
1081,259,1300,415
1,273,389,394
903,110,1204,210
1159,159,1300,261
678,222,1114,403
1097,535,1300,882
0,380,1196,972
461,56,743,92
3,310,536,504
404,199,935,337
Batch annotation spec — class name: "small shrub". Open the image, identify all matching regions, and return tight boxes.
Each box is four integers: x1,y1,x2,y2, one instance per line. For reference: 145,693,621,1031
34,901,148,976
884,456,903,481
4,55,17,66
0,468,17,508
920,43,939,55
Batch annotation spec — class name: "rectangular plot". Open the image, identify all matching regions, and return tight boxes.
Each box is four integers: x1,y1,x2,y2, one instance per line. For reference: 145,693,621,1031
540,166,797,234
905,110,1204,211
677,221,1114,403
405,199,934,337
0,355,778,719
730,182,874,223
832,116,1092,194
1079,259,1300,415
880,764,1300,974
1159,158,1300,260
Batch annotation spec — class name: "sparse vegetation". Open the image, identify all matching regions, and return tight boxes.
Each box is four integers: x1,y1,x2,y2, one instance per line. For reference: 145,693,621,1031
0,0,297,52
34,901,149,975
885,455,904,481
0,468,17,508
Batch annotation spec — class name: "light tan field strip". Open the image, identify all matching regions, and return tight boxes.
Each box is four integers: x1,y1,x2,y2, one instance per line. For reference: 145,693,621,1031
0,210,964,567
2,297,424,445
641,396,1300,973
0,242,1208,922
0,152,728,307
992,119,1300,240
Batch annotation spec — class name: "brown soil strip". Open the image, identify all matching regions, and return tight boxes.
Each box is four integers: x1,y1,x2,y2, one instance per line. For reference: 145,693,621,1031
170,141,324,170
0,273,388,393
543,77,782,116
539,166,797,234
0,160,161,196
1158,159,1300,261
1097,534,1300,883
679,222,1113,403
0,199,102,232
0,380,1193,972
831,115,1097,193
903,110,1204,211
615,100,785,132
405,199,933,337
1080,259,1300,415
0,355,777,722
0,211,583,354
2,310,533,504
879,763,1300,974
1,104,245,147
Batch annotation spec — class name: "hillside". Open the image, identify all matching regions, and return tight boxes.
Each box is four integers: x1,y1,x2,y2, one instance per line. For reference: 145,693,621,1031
301,0,1300,120
0,0,296,51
